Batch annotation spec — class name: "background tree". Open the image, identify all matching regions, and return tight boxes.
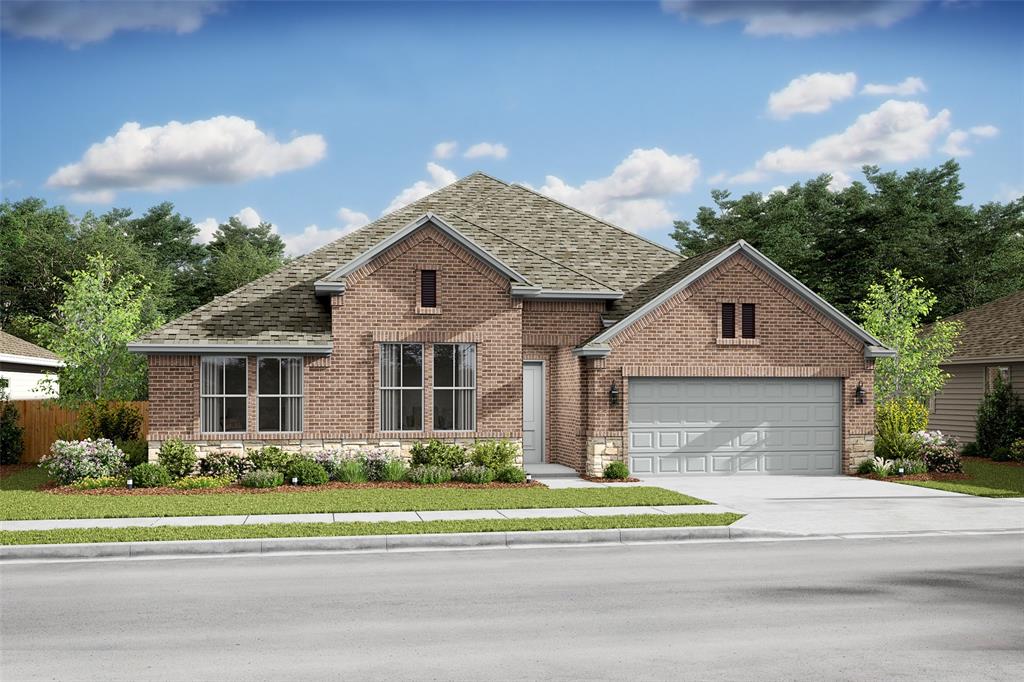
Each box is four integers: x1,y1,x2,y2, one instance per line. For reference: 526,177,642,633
858,270,962,407
203,217,287,298
36,254,162,406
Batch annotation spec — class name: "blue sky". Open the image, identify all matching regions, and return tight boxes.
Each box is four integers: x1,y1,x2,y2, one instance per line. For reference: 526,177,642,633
2,1,1022,254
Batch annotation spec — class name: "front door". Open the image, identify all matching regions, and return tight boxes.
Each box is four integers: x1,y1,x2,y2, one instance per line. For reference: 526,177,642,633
522,362,545,464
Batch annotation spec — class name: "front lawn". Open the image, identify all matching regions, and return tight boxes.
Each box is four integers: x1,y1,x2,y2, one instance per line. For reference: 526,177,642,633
0,467,707,520
0,512,742,545
897,457,1024,497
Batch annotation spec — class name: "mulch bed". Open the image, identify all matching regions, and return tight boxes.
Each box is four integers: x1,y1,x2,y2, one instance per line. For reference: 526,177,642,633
44,479,546,496
581,476,641,483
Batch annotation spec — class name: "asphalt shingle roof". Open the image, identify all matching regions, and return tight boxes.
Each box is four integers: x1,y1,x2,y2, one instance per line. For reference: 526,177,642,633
0,330,59,361
938,289,1024,361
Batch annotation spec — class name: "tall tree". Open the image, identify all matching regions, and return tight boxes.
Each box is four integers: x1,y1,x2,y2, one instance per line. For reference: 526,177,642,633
203,217,286,298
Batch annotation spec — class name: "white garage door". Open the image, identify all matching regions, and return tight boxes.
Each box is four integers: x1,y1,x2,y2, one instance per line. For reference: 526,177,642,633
628,378,841,475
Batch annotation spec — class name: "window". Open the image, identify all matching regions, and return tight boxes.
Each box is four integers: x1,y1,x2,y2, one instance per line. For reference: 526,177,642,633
201,357,247,432
741,303,756,339
420,270,437,308
380,344,423,431
258,357,303,432
721,303,736,338
434,344,476,431
986,366,1011,392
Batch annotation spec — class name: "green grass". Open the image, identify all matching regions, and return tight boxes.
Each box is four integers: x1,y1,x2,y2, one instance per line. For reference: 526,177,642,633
0,513,742,545
1,467,707,520
899,458,1024,497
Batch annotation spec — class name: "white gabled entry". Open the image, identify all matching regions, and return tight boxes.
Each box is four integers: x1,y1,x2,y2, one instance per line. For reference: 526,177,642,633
522,362,545,464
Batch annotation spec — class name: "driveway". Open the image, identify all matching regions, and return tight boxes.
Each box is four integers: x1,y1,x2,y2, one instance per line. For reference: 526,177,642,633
636,475,1024,535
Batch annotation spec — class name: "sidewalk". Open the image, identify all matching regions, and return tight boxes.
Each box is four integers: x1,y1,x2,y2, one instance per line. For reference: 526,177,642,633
0,503,739,532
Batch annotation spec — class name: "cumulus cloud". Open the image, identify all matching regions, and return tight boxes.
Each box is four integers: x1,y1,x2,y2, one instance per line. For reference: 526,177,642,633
768,72,857,119
464,142,509,160
47,116,326,200
433,141,457,159
0,1,222,48
383,162,458,214
279,208,370,256
861,76,927,96
532,148,701,231
337,207,370,229
941,125,999,156
731,100,951,183
969,125,999,138
194,217,219,244
661,0,923,37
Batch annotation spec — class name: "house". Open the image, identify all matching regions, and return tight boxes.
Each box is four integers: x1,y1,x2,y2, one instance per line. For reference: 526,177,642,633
0,330,61,399
128,173,893,477
928,290,1024,443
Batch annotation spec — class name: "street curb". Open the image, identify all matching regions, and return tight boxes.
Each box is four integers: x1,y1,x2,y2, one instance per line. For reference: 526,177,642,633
0,525,760,561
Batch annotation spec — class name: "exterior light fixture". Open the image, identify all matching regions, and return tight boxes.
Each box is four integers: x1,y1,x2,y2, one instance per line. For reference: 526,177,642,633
291,477,299,485
609,381,620,407
126,478,133,490
855,382,866,405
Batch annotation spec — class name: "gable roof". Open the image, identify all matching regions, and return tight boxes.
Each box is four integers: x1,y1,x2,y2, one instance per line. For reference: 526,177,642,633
575,240,894,359
0,330,62,367
937,289,1024,363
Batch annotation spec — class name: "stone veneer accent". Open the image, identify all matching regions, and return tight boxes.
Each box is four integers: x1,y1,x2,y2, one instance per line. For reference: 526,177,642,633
585,436,625,477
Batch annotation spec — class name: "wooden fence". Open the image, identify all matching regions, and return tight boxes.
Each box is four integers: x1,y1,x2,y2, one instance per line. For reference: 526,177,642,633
12,400,149,463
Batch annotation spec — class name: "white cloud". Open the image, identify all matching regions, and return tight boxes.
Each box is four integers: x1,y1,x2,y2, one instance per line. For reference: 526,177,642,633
768,72,857,119
731,100,951,183
194,218,219,244
280,208,369,256
969,125,999,138
707,171,727,185
383,162,458,214
996,184,1023,203
0,1,222,48
861,76,927,96
47,116,326,200
661,0,923,37
941,124,999,156
533,148,701,231
827,170,853,191
433,141,457,159
337,207,370,230
767,185,788,195
464,142,509,160
234,207,263,228
70,189,115,204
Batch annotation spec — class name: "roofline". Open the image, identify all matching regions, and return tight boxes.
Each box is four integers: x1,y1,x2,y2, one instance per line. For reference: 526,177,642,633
572,344,611,357
313,281,346,296
942,355,1024,365
0,352,63,368
510,285,623,301
318,213,531,286
576,240,893,357
127,343,333,355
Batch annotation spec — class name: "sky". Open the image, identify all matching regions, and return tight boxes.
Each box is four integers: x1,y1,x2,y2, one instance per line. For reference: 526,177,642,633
2,0,1022,255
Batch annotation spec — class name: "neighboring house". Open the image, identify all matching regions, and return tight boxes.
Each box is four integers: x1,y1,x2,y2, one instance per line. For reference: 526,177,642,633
928,290,1024,443
129,173,893,477
0,330,61,399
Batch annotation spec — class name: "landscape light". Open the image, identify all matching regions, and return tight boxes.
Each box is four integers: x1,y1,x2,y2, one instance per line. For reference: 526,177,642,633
126,479,133,490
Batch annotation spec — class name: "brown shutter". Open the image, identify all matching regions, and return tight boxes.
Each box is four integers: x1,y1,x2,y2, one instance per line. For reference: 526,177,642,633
420,270,437,308
741,303,756,338
721,303,735,338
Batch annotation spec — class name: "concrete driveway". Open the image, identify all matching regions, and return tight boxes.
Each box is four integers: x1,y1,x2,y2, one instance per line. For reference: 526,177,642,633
637,474,1024,536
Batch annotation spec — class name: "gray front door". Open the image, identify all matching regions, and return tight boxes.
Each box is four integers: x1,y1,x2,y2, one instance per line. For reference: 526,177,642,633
628,378,841,475
522,362,545,464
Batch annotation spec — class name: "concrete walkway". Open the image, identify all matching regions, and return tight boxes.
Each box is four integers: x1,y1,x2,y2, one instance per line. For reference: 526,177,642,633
0,503,737,532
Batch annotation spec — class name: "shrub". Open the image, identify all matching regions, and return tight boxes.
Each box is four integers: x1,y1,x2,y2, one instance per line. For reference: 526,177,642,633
0,397,24,465
241,469,284,488
1011,439,1024,464
311,448,348,479
604,461,630,480
130,463,171,488
332,459,368,483
407,464,453,484
116,439,149,467
869,456,893,477
248,446,294,473
961,442,980,458
158,439,197,480
361,448,396,481
455,465,495,484
876,398,929,435
469,440,519,470
40,439,128,484
284,459,329,486
381,459,408,482
494,466,527,484
889,458,927,476
198,452,252,481
874,430,922,462
976,375,1024,454
410,439,467,470
991,446,1012,463
170,475,232,490
856,458,875,475
71,476,123,490
918,430,963,474
77,402,143,443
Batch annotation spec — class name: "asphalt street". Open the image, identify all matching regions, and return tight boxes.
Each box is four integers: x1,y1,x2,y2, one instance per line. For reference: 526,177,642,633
1,533,1022,681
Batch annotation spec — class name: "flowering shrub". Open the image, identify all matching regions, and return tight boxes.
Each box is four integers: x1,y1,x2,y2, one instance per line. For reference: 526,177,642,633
40,439,128,484
311,448,350,479
198,452,252,481
917,430,963,474
71,476,123,490
1011,438,1024,463
360,448,396,481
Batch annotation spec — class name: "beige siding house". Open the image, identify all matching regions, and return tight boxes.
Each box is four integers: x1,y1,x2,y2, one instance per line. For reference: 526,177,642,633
0,330,61,400
929,290,1024,443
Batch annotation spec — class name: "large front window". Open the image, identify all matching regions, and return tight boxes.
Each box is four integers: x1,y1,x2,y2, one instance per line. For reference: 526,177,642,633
433,344,476,431
201,357,247,432
258,357,303,432
380,344,423,431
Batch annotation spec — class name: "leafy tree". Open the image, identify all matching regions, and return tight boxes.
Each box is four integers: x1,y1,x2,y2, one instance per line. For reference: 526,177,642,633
858,270,962,406
975,375,1024,454
36,254,162,406
203,217,286,298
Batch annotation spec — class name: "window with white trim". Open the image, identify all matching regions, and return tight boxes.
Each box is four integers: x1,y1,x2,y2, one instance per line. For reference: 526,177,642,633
258,357,303,432
433,343,476,431
380,343,423,431
200,357,247,432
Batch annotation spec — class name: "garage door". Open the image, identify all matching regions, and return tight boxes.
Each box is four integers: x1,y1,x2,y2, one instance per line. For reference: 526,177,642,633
628,378,841,475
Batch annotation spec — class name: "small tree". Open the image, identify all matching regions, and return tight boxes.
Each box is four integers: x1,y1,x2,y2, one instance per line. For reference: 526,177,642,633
859,270,962,406
37,254,161,407
975,375,1024,454
0,377,25,464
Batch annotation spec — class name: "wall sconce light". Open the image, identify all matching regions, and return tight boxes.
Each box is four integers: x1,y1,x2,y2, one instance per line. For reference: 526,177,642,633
855,382,866,406
609,381,620,407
